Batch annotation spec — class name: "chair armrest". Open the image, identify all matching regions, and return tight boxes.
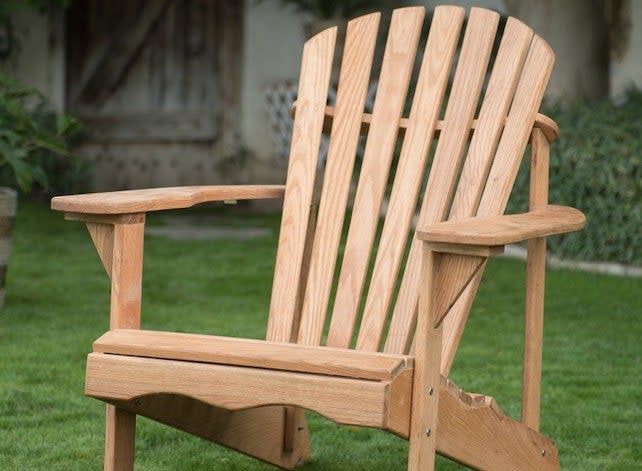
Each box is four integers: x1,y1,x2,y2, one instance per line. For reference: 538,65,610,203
417,205,585,246
50,185,286,215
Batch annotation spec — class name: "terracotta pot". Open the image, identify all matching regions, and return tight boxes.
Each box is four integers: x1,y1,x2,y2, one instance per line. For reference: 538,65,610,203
0,187,17,308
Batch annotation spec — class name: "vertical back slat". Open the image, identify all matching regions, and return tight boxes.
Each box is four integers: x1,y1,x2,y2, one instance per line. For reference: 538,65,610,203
325,7,425,348
383,7,499,354
266,28,337,343
436,17,534,372
477,37,554,217
296,13,381,346
356,6,465,351
448,18,533,219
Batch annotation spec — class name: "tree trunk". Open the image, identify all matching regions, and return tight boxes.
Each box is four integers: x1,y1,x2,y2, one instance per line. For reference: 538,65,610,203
504,0,609,101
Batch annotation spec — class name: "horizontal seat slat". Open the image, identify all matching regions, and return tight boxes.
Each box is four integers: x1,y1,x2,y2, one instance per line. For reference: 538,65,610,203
94,329,412,381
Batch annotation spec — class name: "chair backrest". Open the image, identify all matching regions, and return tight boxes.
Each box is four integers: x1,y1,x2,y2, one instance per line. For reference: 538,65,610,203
266,6,554,362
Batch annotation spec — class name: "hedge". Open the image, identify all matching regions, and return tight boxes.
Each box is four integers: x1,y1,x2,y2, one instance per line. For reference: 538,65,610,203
507,88,642,266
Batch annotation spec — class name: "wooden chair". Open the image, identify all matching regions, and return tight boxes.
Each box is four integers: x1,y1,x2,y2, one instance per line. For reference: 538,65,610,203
51,6,585,470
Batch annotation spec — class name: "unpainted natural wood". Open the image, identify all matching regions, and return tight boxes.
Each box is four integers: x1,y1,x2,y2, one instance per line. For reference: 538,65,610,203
328,7,425,348
426,242,504,258
53,6,580,471
109,221,145,330
104,404,136,471
356,5,464,352
94,329,412,381
448,17,533,220
522,128,550,431
86,222,114,278
267,26,336,343
439,272,483,375
408,248,443,470
385,7,500,358
418,205,585,246
291,106,560,144
476,36,555,217
111,398,309,469
436,378,559,470
297,12,380,346
52,185,286,214
86,353,413,435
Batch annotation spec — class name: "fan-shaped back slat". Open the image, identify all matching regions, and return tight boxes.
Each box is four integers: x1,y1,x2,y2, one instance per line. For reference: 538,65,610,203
355,6,465,352
324,7,425,349
436,17,534,373
268,7,555,364
296,13,381,346
382,7,499,354
449,18,534,220
477,37,554,217
266,28,337,343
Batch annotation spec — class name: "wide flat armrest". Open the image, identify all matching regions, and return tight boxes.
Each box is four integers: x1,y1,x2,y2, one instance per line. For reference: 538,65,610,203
51,185,286,214
417,205,585,246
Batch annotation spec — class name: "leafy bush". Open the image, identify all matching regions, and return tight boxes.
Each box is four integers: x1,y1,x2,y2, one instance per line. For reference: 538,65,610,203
0,74,83,195
508,88,642,266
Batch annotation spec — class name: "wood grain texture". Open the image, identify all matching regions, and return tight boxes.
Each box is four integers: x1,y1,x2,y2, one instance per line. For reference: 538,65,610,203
267,27,336,343
86,222,114,278
104,405,136,471
296,12,380,346
522,128,549,430
430,254,486,328
94,329,411,381
109,221,145,330
418,205,585,246
436,378,560,470
111,398,309,469
385,7,499,357
477,36,555,217
449,17,533,220
408,248,442,471
356,5,464,352
294,105,559,144
440,270,483,375
417,7,499,226
51,185,285,214
86,353,411,432
327,7,425,349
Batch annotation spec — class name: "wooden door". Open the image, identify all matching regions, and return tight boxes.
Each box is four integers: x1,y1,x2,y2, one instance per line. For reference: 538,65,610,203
66,0,243,190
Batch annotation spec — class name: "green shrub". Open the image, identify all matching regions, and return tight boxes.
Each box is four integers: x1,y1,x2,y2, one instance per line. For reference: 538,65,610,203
508,88,642,266
0,74,84,195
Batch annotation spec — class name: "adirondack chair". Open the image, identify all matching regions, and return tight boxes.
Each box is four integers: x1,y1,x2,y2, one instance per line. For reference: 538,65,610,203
51,6,585,470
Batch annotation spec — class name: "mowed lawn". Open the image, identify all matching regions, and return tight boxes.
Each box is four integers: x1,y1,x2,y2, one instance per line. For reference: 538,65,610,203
1,202,640,470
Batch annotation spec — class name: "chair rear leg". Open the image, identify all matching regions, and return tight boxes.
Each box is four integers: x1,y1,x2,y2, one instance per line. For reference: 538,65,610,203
104,405,136,471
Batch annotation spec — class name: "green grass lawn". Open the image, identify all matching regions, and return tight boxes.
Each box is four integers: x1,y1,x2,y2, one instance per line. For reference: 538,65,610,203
1,201,640,470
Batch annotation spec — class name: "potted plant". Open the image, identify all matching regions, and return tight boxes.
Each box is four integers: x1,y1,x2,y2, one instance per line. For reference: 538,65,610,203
0,74,81,307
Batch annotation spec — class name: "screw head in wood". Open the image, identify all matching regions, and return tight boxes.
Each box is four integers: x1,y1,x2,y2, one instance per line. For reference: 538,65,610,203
428,387,434,396
426,428,432,437
542,450,547,457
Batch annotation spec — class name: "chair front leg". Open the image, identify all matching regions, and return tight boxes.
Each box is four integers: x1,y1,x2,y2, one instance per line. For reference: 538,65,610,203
408,247,443,471
71,212,146,471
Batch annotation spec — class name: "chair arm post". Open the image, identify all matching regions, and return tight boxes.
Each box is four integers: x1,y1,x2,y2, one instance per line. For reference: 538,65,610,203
522,128,549,431
109,217,145,330
68,212,146,330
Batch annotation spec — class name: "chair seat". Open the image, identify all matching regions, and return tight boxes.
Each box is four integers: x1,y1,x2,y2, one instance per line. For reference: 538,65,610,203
94,329,413,382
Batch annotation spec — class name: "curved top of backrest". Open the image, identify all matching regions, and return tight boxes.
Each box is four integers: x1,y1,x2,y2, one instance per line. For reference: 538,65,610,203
266,6,555,353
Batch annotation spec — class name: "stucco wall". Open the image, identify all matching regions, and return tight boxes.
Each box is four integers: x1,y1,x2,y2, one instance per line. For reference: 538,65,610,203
0,10,64,110
241,1,305,182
